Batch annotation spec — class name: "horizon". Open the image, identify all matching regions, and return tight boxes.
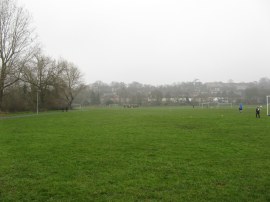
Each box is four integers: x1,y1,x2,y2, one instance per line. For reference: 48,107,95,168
86,77,268,87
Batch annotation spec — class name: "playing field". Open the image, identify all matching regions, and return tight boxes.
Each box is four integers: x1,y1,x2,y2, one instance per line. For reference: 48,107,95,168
0,107,269,201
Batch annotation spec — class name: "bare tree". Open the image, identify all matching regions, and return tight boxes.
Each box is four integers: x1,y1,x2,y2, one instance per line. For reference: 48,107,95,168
0,0,35,111
22,52,62,109
59,60,84,109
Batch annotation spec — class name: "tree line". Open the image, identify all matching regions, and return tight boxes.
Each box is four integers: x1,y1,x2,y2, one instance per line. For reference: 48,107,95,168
0,0,83,112
75,78,270,107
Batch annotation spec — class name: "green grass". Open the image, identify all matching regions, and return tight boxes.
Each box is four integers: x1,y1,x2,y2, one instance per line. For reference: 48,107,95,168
0,107,270,201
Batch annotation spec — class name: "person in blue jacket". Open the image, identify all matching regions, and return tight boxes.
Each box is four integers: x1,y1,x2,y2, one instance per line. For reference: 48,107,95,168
239,103,243,112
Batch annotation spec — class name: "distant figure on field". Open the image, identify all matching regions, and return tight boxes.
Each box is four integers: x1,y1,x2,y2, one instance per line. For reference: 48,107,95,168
239,103,243,112
256,106,260,118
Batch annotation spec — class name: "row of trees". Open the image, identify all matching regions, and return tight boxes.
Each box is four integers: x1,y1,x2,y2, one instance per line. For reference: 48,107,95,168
74,78,270,106
2,52,84,112
0,0,83,112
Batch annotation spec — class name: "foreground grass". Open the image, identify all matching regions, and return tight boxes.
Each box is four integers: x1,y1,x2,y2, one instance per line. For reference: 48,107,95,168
0,107,270,201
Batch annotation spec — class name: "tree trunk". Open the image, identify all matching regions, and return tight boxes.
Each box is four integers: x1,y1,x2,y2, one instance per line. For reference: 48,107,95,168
0,88,3,111
0,67,6,111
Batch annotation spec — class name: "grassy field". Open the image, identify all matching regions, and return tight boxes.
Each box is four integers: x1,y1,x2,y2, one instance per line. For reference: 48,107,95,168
0,107,270,201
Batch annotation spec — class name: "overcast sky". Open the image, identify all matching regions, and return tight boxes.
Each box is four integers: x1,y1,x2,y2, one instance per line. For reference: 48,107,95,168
18,0,270,85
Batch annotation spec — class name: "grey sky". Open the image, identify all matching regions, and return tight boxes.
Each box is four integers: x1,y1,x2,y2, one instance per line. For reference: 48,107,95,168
18,0,270,85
